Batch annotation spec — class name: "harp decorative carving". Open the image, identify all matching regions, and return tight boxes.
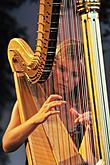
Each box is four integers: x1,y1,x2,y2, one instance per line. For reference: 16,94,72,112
8,0,61,83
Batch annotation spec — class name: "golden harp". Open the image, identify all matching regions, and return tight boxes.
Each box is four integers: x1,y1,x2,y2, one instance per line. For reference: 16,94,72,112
8,0,110,164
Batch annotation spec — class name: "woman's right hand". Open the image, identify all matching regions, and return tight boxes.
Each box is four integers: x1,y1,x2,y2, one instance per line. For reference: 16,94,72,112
33,94,66,124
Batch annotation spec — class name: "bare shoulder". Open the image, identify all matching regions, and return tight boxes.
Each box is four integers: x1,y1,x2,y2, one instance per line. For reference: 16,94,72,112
6,101,21,132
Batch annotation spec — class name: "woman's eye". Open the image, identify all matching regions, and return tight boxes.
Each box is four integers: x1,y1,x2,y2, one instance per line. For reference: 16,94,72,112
59,66,65,73
72,71,78,78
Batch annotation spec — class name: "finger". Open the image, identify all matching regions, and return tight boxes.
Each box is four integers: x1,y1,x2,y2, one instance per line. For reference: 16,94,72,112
79,118,87,124
47,100,66,110
46,110,60,118
84,117,92,125
75,116,92,125
70,108,79,117
83,111,92,117
83,112,92,121
45,94,63,103
74,116,81,124
74,111,92,124
74,114,85,124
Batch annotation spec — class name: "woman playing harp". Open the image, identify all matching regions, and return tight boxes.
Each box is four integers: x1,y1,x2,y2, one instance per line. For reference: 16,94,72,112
2,40,104,165
2,0,109,164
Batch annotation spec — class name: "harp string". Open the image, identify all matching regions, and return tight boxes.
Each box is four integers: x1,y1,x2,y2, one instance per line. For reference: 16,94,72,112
58,5,74,163
56,0,97,164
42,73,64,162
61,0,84,147
97,24,110,150
93,20,110,156
57,2,82,164
47,0,88,163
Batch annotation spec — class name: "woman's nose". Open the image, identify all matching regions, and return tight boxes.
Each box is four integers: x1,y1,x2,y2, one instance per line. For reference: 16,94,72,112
64,72,69,82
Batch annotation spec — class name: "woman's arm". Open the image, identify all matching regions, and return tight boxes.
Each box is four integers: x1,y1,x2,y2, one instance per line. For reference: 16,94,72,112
2,94,66,153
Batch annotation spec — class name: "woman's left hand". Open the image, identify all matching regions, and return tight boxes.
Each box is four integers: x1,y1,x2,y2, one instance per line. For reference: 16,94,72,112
70,108,92,125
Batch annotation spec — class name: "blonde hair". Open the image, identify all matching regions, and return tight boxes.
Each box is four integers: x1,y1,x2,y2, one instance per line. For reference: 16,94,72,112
55,39,83,61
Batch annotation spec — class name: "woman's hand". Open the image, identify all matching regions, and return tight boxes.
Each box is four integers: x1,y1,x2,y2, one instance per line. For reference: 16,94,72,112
2,95,66,153
34,94,66,124
70,108,92,125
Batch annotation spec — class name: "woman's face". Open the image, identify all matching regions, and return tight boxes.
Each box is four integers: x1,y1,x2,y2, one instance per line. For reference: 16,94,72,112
53,55,81,94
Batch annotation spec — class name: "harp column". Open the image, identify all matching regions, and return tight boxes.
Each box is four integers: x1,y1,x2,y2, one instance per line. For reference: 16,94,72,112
76,0,110,164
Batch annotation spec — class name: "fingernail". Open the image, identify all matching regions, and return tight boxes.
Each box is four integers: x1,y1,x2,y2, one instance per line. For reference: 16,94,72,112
62,101,67,103
74,120,77,123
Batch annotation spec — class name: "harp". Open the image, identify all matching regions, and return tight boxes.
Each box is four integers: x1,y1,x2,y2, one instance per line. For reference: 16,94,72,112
8,0,110,165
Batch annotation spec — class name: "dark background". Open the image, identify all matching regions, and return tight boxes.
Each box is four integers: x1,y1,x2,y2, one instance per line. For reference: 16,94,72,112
0,0,110,164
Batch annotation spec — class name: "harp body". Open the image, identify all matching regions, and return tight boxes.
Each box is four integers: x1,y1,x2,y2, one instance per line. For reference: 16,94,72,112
8,0,110,165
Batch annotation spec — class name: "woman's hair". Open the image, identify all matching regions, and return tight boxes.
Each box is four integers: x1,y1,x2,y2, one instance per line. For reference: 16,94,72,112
55,39,84,61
